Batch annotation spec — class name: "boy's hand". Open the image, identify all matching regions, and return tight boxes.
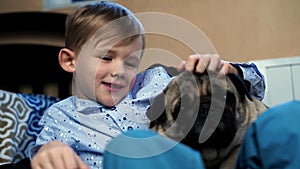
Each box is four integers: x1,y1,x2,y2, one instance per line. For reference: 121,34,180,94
31,140,89,169
177,54,239,77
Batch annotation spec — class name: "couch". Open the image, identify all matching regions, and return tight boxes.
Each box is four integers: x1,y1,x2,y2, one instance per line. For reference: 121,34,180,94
0,89,60,165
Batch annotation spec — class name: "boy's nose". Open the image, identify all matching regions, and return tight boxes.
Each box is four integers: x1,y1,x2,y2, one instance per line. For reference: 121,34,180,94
111,63,125,77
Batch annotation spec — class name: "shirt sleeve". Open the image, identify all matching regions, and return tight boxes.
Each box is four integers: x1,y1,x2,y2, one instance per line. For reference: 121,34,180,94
28,105,74,159
231,62,266,101
131,66,173,100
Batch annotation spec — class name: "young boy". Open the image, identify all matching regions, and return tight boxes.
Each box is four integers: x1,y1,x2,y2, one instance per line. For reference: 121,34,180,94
29,1,265,169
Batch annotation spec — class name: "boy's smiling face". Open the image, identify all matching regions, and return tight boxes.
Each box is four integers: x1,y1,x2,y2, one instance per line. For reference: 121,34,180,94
73,36,143,107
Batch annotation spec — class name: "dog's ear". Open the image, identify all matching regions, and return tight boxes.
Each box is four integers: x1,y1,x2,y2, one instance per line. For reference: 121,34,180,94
227,73,253,101
146,92,166,121
147,63,179,77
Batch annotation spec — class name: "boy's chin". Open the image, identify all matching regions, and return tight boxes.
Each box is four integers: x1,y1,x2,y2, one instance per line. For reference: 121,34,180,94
99,97,123,107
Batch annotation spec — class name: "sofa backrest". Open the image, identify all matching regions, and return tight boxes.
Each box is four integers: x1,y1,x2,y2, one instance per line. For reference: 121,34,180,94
0,89,60,165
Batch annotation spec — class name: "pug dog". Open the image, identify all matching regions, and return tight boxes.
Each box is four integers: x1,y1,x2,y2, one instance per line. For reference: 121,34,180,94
146,71,268,169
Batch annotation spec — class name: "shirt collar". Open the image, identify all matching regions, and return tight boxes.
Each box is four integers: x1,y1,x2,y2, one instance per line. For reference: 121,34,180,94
74,96,116,114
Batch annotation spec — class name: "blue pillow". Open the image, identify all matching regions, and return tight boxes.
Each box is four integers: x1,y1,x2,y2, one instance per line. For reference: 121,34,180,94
0,90,60,164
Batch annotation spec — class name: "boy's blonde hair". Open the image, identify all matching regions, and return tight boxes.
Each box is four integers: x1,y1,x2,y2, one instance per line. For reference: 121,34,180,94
65,1,145,55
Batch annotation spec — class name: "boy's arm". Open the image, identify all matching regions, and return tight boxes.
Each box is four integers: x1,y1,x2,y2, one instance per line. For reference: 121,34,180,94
176,54,266,101
30,104,89,169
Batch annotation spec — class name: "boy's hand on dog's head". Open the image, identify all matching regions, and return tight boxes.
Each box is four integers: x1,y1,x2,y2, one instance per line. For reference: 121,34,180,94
177,54,239,77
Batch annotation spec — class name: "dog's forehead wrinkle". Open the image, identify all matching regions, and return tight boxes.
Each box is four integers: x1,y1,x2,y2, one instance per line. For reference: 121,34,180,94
175,71,201,85
169,78,200,102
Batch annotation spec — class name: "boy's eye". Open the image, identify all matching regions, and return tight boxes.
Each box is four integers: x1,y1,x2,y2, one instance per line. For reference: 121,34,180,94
125,57,140,68
125,54,140,68
126,62,138,68
100,56,112,61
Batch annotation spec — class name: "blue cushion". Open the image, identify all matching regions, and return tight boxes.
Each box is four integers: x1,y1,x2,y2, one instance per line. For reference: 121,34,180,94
0,90,60,164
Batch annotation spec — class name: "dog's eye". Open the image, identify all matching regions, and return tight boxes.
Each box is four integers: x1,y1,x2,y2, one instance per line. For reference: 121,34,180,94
226,92,236,104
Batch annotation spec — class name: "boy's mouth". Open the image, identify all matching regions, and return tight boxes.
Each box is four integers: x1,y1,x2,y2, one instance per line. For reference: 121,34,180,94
102,82,124,92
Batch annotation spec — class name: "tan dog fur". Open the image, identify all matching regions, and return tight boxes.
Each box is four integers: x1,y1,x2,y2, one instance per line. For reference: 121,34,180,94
147,71,268,169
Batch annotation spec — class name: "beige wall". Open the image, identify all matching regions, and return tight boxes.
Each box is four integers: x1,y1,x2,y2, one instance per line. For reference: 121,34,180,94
1,0,300,62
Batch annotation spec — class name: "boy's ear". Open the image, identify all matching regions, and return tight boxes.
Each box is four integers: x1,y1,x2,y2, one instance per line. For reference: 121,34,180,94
58,48,76,73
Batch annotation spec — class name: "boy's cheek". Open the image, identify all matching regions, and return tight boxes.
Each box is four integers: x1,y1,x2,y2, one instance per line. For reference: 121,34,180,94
129,76,136,90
